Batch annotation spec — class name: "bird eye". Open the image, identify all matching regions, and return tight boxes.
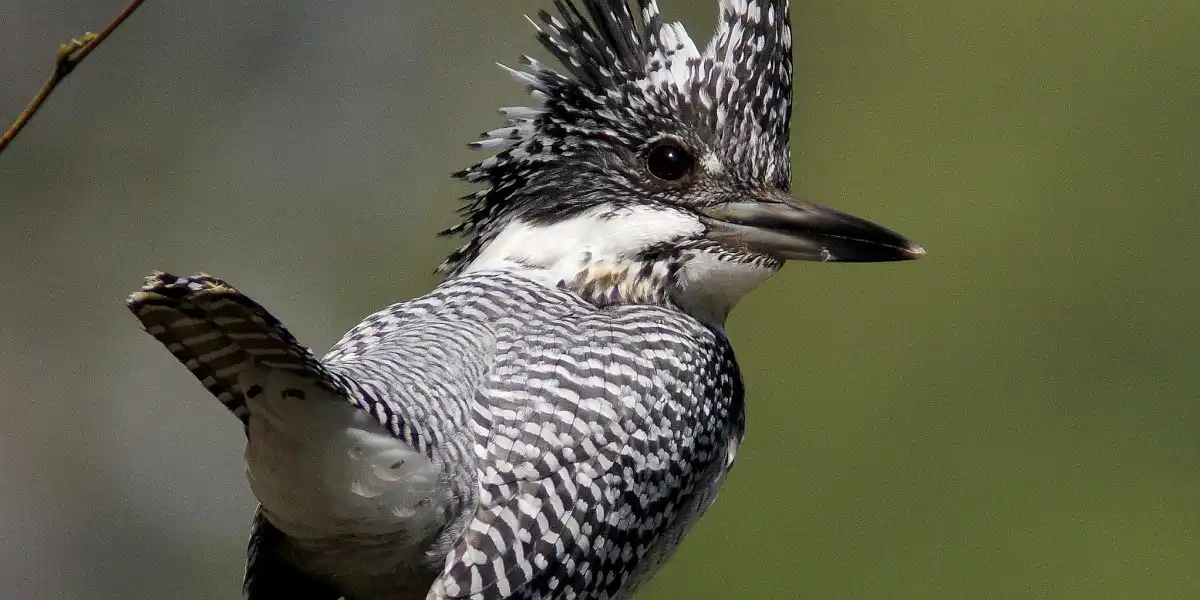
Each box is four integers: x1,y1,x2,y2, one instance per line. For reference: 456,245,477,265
646,142,695,182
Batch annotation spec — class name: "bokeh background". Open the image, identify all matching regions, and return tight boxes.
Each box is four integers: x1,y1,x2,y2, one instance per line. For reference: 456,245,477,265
1,0,1197,598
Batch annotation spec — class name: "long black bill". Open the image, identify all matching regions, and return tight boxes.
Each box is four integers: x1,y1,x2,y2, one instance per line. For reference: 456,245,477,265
698,193,925,262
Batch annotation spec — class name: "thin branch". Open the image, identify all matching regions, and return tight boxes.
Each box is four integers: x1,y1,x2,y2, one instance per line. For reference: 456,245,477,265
0,0,147,155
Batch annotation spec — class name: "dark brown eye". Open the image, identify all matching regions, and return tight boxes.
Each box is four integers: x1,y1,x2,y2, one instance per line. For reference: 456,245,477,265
646,142,695,182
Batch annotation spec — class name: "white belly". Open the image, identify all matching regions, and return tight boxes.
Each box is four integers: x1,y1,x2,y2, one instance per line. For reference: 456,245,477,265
242,368,449,597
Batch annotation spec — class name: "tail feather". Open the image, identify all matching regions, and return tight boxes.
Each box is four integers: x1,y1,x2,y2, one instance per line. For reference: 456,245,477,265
127,272,328,423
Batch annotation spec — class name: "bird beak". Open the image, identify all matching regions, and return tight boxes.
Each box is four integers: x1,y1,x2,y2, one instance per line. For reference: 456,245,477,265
697,192,926,262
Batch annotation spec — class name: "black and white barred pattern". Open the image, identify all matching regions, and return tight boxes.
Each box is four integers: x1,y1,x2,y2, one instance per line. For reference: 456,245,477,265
131,269,745,600
329,271,746,599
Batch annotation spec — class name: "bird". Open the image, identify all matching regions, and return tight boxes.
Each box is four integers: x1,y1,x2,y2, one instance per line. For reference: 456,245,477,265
127,1,924,599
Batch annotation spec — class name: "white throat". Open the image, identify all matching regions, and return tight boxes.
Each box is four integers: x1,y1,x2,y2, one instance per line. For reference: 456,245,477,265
462,203,777,325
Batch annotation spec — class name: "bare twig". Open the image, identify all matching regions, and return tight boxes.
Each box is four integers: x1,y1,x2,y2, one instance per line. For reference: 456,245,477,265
0,0,147,155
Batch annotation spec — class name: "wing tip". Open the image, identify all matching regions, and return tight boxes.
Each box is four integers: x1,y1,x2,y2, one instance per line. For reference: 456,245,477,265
127,271,239,313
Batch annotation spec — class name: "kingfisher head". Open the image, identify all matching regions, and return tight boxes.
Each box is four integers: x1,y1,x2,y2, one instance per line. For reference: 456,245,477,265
442,0,924,324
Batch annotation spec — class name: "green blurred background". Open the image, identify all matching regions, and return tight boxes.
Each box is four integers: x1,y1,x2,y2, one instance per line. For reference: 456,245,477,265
1,1,1196,598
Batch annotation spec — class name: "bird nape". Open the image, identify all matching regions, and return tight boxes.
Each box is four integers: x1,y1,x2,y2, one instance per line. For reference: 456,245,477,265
129,1,923,600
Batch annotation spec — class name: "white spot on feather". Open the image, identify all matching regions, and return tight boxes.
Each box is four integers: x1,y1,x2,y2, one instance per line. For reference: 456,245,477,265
701,152,725,174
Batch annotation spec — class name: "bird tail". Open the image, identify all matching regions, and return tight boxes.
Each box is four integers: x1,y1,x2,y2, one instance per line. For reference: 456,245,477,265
127,272,328,424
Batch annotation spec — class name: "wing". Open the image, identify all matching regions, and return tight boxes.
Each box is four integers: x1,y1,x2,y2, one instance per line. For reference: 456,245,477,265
129,273,485,598
128,272,333,425
428,309,744,600
129,272,481,455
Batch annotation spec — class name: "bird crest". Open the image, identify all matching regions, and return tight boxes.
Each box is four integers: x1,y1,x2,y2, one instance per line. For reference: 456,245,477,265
441,0,793,275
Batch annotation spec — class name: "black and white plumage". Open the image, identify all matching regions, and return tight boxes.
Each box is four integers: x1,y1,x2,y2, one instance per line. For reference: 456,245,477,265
129,2,923,600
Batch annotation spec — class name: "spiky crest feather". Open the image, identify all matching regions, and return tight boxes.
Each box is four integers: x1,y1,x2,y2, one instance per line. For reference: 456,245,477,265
440,0,793,275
